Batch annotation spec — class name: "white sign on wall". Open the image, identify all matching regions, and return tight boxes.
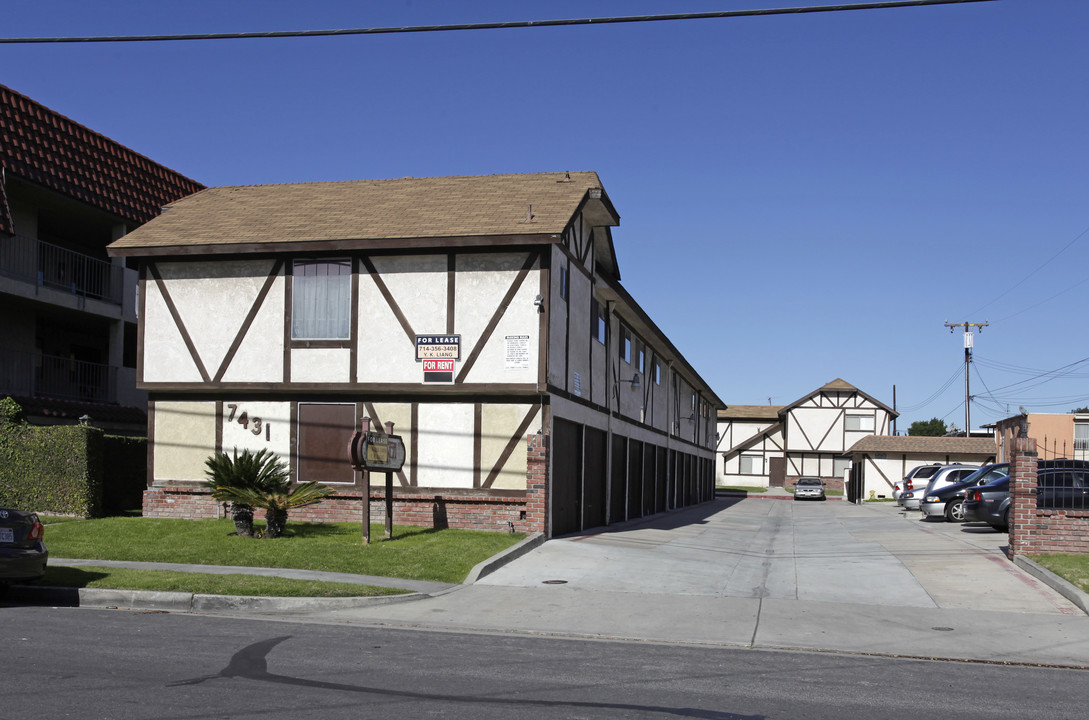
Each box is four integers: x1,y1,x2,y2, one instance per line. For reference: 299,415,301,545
505,334,530,370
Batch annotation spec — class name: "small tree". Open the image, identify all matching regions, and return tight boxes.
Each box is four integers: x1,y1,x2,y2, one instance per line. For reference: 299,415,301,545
213,478,333,539
908,418,948,437
203,448,290,537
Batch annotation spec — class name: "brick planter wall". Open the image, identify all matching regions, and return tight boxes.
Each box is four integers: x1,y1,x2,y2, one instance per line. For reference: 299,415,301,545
1009,436,1089,556
143,434,552,535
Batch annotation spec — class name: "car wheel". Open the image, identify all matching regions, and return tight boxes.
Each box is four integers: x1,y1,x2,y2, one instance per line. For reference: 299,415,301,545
945,500,965,522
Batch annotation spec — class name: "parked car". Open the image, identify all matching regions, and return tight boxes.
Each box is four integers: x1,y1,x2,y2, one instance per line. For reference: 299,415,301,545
963,476,1011,530
0,508,48,587
894,463,943,501
919,463,1010,521
962,460,1089,531
793,477,826,501
1037,468,1089,510
900,464,980,510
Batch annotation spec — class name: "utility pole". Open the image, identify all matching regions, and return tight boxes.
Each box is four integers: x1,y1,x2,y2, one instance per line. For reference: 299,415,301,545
945,320,988,436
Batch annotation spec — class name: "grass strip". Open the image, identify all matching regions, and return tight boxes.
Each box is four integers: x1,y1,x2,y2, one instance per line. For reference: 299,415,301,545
1029,553,1089,594
37,566,408,597
44,516,524,584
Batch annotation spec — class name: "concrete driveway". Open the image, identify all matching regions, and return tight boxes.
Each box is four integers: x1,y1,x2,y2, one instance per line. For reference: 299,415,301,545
478,497,1081,615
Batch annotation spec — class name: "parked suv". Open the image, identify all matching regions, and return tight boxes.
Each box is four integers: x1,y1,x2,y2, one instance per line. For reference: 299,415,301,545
919,463,1009,521
900,464,980,510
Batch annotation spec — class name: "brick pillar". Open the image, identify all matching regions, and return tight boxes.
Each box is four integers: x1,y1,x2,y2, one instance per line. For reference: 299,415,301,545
1008,436,1037,558
526,433,549,536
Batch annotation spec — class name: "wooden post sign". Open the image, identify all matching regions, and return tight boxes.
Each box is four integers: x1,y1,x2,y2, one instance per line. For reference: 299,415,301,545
348,417,406,543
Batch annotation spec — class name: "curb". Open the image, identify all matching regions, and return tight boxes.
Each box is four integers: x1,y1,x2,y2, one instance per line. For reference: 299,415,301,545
1012,555,1089,616
2,584,429,613
462,532,546,584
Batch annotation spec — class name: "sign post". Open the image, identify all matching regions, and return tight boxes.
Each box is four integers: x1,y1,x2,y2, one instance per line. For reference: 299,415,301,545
348,417,406,543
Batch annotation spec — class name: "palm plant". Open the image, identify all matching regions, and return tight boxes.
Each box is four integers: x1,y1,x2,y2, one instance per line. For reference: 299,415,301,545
212,480,334,539
203,448,290,538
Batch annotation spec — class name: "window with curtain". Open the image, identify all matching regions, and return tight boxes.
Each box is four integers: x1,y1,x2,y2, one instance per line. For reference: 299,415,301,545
292,259,351,340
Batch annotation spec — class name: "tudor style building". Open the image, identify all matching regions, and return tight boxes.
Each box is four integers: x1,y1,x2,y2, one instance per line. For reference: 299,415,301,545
0,83,204,432
716,379,896,490
107,171,723,537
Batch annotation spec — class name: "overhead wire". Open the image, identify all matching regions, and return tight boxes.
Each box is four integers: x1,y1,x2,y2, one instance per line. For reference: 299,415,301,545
0,0,998,44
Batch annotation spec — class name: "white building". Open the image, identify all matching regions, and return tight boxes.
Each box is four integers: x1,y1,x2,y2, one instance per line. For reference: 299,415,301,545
107,171,723,536
717,379,896,491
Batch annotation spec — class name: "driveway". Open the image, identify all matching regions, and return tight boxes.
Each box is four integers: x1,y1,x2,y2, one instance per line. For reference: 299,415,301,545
477,497,1081,615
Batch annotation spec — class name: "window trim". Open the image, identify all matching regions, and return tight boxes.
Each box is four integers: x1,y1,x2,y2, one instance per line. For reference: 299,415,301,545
291,258,352,343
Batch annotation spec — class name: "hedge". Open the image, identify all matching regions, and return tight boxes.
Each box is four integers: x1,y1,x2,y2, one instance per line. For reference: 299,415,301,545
0,397,147,517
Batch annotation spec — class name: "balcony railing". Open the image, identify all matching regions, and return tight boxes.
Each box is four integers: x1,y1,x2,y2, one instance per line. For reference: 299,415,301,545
0,348,117,404
0,233,123,305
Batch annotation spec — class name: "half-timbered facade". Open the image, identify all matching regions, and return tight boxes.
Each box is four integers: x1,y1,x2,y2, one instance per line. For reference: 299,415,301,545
107,171,723,537
845,435,996,501
716,379,896,489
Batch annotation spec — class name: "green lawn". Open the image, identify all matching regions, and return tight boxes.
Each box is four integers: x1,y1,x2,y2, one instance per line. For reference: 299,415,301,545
36,516,524,595
1029,554,1089,594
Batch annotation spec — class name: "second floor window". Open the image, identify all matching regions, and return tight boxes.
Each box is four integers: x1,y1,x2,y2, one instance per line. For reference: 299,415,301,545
292,259,351,340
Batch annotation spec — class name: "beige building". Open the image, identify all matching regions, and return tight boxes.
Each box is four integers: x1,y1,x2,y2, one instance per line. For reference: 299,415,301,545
107,171,723,536
992,412,1089,463
844,435,997,501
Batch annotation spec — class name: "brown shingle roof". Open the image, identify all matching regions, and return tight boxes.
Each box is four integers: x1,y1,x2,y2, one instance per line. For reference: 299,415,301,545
846,436,996,455
717,405,783,420
0,83,204,235
107,171,616,256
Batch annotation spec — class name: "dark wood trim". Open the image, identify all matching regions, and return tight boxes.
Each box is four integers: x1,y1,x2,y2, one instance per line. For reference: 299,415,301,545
447,252,456,335
363,401,410,487
538,249,550,390
815,408,845,450
410,402,419,487
455,251,539,383
288,339,352,349
213,259,284,383
350,256,360,384
482,405,539,489
360,255,416,346
147,390,547,405
147,263,211,383
108,233,563,258
140,382,544,396
283,260,293,382
473,403,483,488
146,400,156,488
137,264,147,386
215,401,223,452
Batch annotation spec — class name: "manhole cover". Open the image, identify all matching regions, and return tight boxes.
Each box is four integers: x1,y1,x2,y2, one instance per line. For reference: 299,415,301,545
541,579,568,585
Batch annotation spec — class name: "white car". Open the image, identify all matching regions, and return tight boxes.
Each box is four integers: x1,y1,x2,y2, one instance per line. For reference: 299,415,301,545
893,463,942,501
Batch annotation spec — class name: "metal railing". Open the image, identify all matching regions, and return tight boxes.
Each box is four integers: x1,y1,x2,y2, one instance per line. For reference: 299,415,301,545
0,348,117,404
0,233,123,304
1035,459,1089,511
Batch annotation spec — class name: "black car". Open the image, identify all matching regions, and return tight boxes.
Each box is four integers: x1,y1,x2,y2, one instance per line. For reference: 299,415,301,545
961,460,1089,531
963,477,1011,530
919,463,1010,522
0,508,48,587
1037,468,1089,510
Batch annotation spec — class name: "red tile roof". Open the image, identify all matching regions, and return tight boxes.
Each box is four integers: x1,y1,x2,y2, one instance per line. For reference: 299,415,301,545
0,83,204,235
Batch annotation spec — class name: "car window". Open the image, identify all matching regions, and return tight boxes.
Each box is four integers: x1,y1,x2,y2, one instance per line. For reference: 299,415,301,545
915,466,940,479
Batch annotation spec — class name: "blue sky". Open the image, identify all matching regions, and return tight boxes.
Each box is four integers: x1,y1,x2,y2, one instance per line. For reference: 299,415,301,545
4,0,1088,431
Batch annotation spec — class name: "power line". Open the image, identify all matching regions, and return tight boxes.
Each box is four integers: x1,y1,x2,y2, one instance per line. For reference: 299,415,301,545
0,0,998,44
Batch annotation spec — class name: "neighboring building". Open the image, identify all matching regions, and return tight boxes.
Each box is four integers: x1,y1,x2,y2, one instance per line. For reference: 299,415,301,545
716,379,896,489
993,412,1089,463
0,84,204,432
844,435,997,501
106,171,723,536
